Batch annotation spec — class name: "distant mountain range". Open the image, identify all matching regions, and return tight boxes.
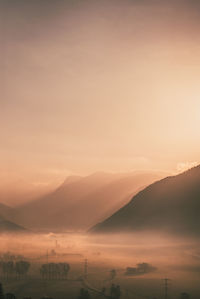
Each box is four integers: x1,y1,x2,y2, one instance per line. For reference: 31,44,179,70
91,165,200,236
0,177,56,206
0,202,15,220
0,210,26,233
0,202,28,233
13,171,163,232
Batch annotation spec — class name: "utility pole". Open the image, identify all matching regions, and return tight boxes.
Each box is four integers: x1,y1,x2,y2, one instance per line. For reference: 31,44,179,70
84,259,88,279
163,278,170,299
46,250,49,264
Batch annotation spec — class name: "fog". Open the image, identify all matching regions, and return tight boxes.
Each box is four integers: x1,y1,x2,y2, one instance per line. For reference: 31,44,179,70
0,232,200,298
1,1,200,298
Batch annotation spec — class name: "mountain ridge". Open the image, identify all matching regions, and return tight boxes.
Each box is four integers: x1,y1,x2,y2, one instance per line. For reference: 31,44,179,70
0,214,26,233
91,165,200,236
15,171,164,231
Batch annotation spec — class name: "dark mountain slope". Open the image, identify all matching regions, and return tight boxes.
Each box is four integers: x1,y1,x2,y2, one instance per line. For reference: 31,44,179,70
0,202,15,220
91,166,200,236
0,215,26,233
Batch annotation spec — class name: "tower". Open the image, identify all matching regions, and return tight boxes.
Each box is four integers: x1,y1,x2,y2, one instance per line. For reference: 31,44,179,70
163,278,170,299
84,259,88,279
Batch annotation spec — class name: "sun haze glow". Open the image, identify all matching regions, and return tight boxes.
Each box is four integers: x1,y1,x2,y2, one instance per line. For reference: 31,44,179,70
1,0,200,187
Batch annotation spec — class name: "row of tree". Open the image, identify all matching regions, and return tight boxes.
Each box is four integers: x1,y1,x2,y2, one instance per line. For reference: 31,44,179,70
0,261,30,279
0,261,71,281
40,263,70,280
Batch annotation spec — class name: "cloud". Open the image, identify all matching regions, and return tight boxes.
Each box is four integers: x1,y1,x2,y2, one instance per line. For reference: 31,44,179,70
177,161,199,172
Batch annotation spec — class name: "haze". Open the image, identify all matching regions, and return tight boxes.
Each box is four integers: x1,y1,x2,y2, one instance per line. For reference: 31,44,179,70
1,0,200,191
1,232,200,298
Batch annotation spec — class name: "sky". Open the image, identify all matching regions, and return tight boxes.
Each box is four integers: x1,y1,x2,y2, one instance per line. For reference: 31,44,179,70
1,0,200,187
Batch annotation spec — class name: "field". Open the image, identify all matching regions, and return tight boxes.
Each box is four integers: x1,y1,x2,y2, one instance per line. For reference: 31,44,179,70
1,232,200,299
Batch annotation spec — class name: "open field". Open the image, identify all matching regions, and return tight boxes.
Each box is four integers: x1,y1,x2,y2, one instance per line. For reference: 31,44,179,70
1,232,200,298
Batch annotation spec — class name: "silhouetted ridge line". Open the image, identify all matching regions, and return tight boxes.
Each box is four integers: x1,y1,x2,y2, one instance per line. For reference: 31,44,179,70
91,165,200,236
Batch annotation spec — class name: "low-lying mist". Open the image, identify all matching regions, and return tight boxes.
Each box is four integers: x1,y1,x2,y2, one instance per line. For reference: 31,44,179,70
1,231,200,275
0,231,199,298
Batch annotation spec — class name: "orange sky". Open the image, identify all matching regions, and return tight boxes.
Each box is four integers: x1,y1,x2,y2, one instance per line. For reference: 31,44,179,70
1,0,200,186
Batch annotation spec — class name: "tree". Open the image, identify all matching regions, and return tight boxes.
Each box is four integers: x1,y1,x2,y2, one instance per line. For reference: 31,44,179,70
0,283,4,299
15,261,30,279
180,293,190,299
40,263,70,280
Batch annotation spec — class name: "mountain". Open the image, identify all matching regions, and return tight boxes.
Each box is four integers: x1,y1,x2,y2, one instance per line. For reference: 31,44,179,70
0,202,28,233
91,165,200,236
0,177,56,206
15,171,164,232
0,215,26,233
62,175,83,186
0,202,15,220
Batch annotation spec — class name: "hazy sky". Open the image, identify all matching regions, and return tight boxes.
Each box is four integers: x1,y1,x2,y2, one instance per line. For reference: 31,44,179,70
1,0,200,185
